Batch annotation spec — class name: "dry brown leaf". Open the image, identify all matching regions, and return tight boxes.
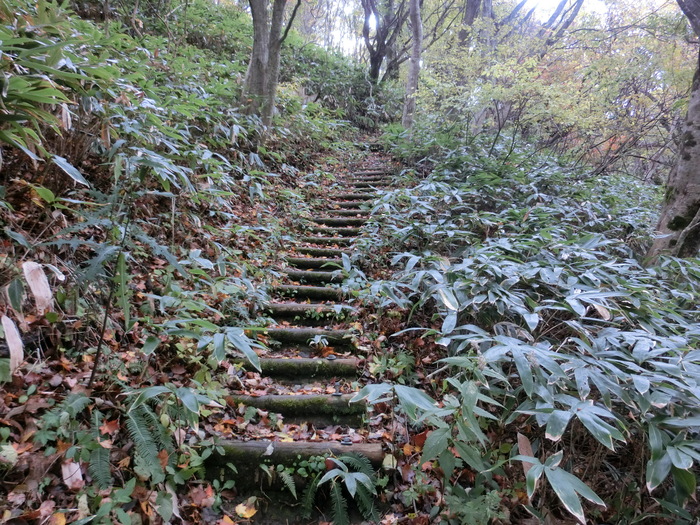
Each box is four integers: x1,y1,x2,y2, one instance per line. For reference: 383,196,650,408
517,433,534,477
61,460,84,491
22,262,53,315
1,315,23,374
593,304,612,321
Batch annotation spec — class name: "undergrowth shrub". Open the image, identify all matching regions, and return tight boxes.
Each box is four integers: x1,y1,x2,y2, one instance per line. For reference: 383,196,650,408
355,137,700,523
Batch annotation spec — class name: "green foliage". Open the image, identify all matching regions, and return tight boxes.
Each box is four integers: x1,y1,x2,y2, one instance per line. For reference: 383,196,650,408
363,135,700,522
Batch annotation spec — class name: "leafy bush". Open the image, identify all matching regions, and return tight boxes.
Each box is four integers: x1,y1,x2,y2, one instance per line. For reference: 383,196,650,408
356,137,700,523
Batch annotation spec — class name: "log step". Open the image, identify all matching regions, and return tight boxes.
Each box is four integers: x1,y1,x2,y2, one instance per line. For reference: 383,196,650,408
312,217,367,226
353,169,389,176
226,394,364,419
213,440,384,469
308,226,361,237
295,247,351,257
320,209,370,217
272,285,343,300
333,193,375,200
329,201,367,209
233,357,358,377
349,182,389,189
265,302,355,315
285,257,341,269
299,236,353,246
284,270,341,284
260,327,353,345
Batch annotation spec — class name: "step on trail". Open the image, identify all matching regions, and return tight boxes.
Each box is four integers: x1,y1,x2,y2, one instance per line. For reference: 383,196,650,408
210,157,396,522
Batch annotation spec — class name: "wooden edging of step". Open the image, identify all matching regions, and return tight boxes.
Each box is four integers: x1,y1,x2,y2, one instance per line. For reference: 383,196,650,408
233,357,359,377
214,440,384,467
285,257,342,269
226,393,364,417
353,169,389,176
333,193,375,200
320,209,370,217
265,303,355,315
329,201,367,209
261,327,353,345
299,235,353,246
312,217,367,227
272,285,343,300
284,270,342,284
295,247,351,257
349,182,390,189
308,226,361,237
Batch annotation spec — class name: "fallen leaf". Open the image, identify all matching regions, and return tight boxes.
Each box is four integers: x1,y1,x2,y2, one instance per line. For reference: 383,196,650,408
61,460,84,491
99,419,120,435
235,496,258,519
219,516,236,525
1,315,23,374
22,262,53,315
49,512,66,525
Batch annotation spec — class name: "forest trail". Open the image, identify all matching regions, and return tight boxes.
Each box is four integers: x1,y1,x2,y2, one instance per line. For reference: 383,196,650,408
211,148,396,522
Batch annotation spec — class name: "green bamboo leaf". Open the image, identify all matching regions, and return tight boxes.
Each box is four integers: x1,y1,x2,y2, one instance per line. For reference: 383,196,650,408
176,387,199,415
52,155,89,186
437,287,459,311
421,427,450,462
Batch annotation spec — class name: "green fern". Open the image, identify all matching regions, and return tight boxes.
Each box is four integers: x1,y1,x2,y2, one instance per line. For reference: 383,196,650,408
355,483,379,521
126,406,162,477
301,471,322,519
141,404,174,456
89,446,112,489
329,482,349,525
337,453,374,478
279,469,297,499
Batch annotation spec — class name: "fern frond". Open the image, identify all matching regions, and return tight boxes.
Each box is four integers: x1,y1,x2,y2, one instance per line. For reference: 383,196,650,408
89,446,112,489
301,471,322,519
330,482,349,525
141,404,174,454
126,407,161,474
279,470,297,499
337,453,374,477
355,484,378,521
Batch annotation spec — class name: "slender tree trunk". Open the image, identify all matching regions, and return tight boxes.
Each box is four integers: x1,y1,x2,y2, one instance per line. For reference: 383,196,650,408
647,50,700,259
242,0,271,116
402,0,422,128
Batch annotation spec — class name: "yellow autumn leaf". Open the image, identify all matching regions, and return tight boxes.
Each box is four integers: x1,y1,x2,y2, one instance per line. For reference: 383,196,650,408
235,496,258,519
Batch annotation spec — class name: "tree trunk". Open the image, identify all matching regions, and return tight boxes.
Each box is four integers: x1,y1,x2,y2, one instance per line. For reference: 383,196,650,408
647,50,700,259
242,0,270,116
241,0,300,128
646,0,700,259
402,0,422,128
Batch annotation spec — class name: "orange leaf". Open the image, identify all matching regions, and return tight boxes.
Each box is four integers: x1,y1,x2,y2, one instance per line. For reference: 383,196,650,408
235,496,258,519
99,419,120,435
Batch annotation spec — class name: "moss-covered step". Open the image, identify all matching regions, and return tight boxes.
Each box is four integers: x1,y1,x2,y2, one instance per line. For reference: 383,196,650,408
284,269,342,284
353,169,390,176
329,201,367,209
226,393,364,419
349,183,389,190
307,226,361,237
285,257,342,269
294,247,352,257
333,193,375,201
233,357,359,377
211,440,384,473
272,285,343,301
311,217,367,227
265,303,355,316
259,327,354,346
299,235,353,246
319,209,370,217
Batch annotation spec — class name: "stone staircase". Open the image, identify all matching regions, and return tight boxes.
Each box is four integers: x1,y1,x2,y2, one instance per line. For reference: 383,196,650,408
212,158,395,522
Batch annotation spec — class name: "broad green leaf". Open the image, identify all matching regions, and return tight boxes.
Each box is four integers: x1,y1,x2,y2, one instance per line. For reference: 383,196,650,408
421,427,450,462
176,387,199,415
128,386,171,411
226,329,260,371
545,410,573,442
646,452,673,492
545,466,604,524
666,446,693,470
141,336,160,356
437,287,459,311
52,155,89,186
